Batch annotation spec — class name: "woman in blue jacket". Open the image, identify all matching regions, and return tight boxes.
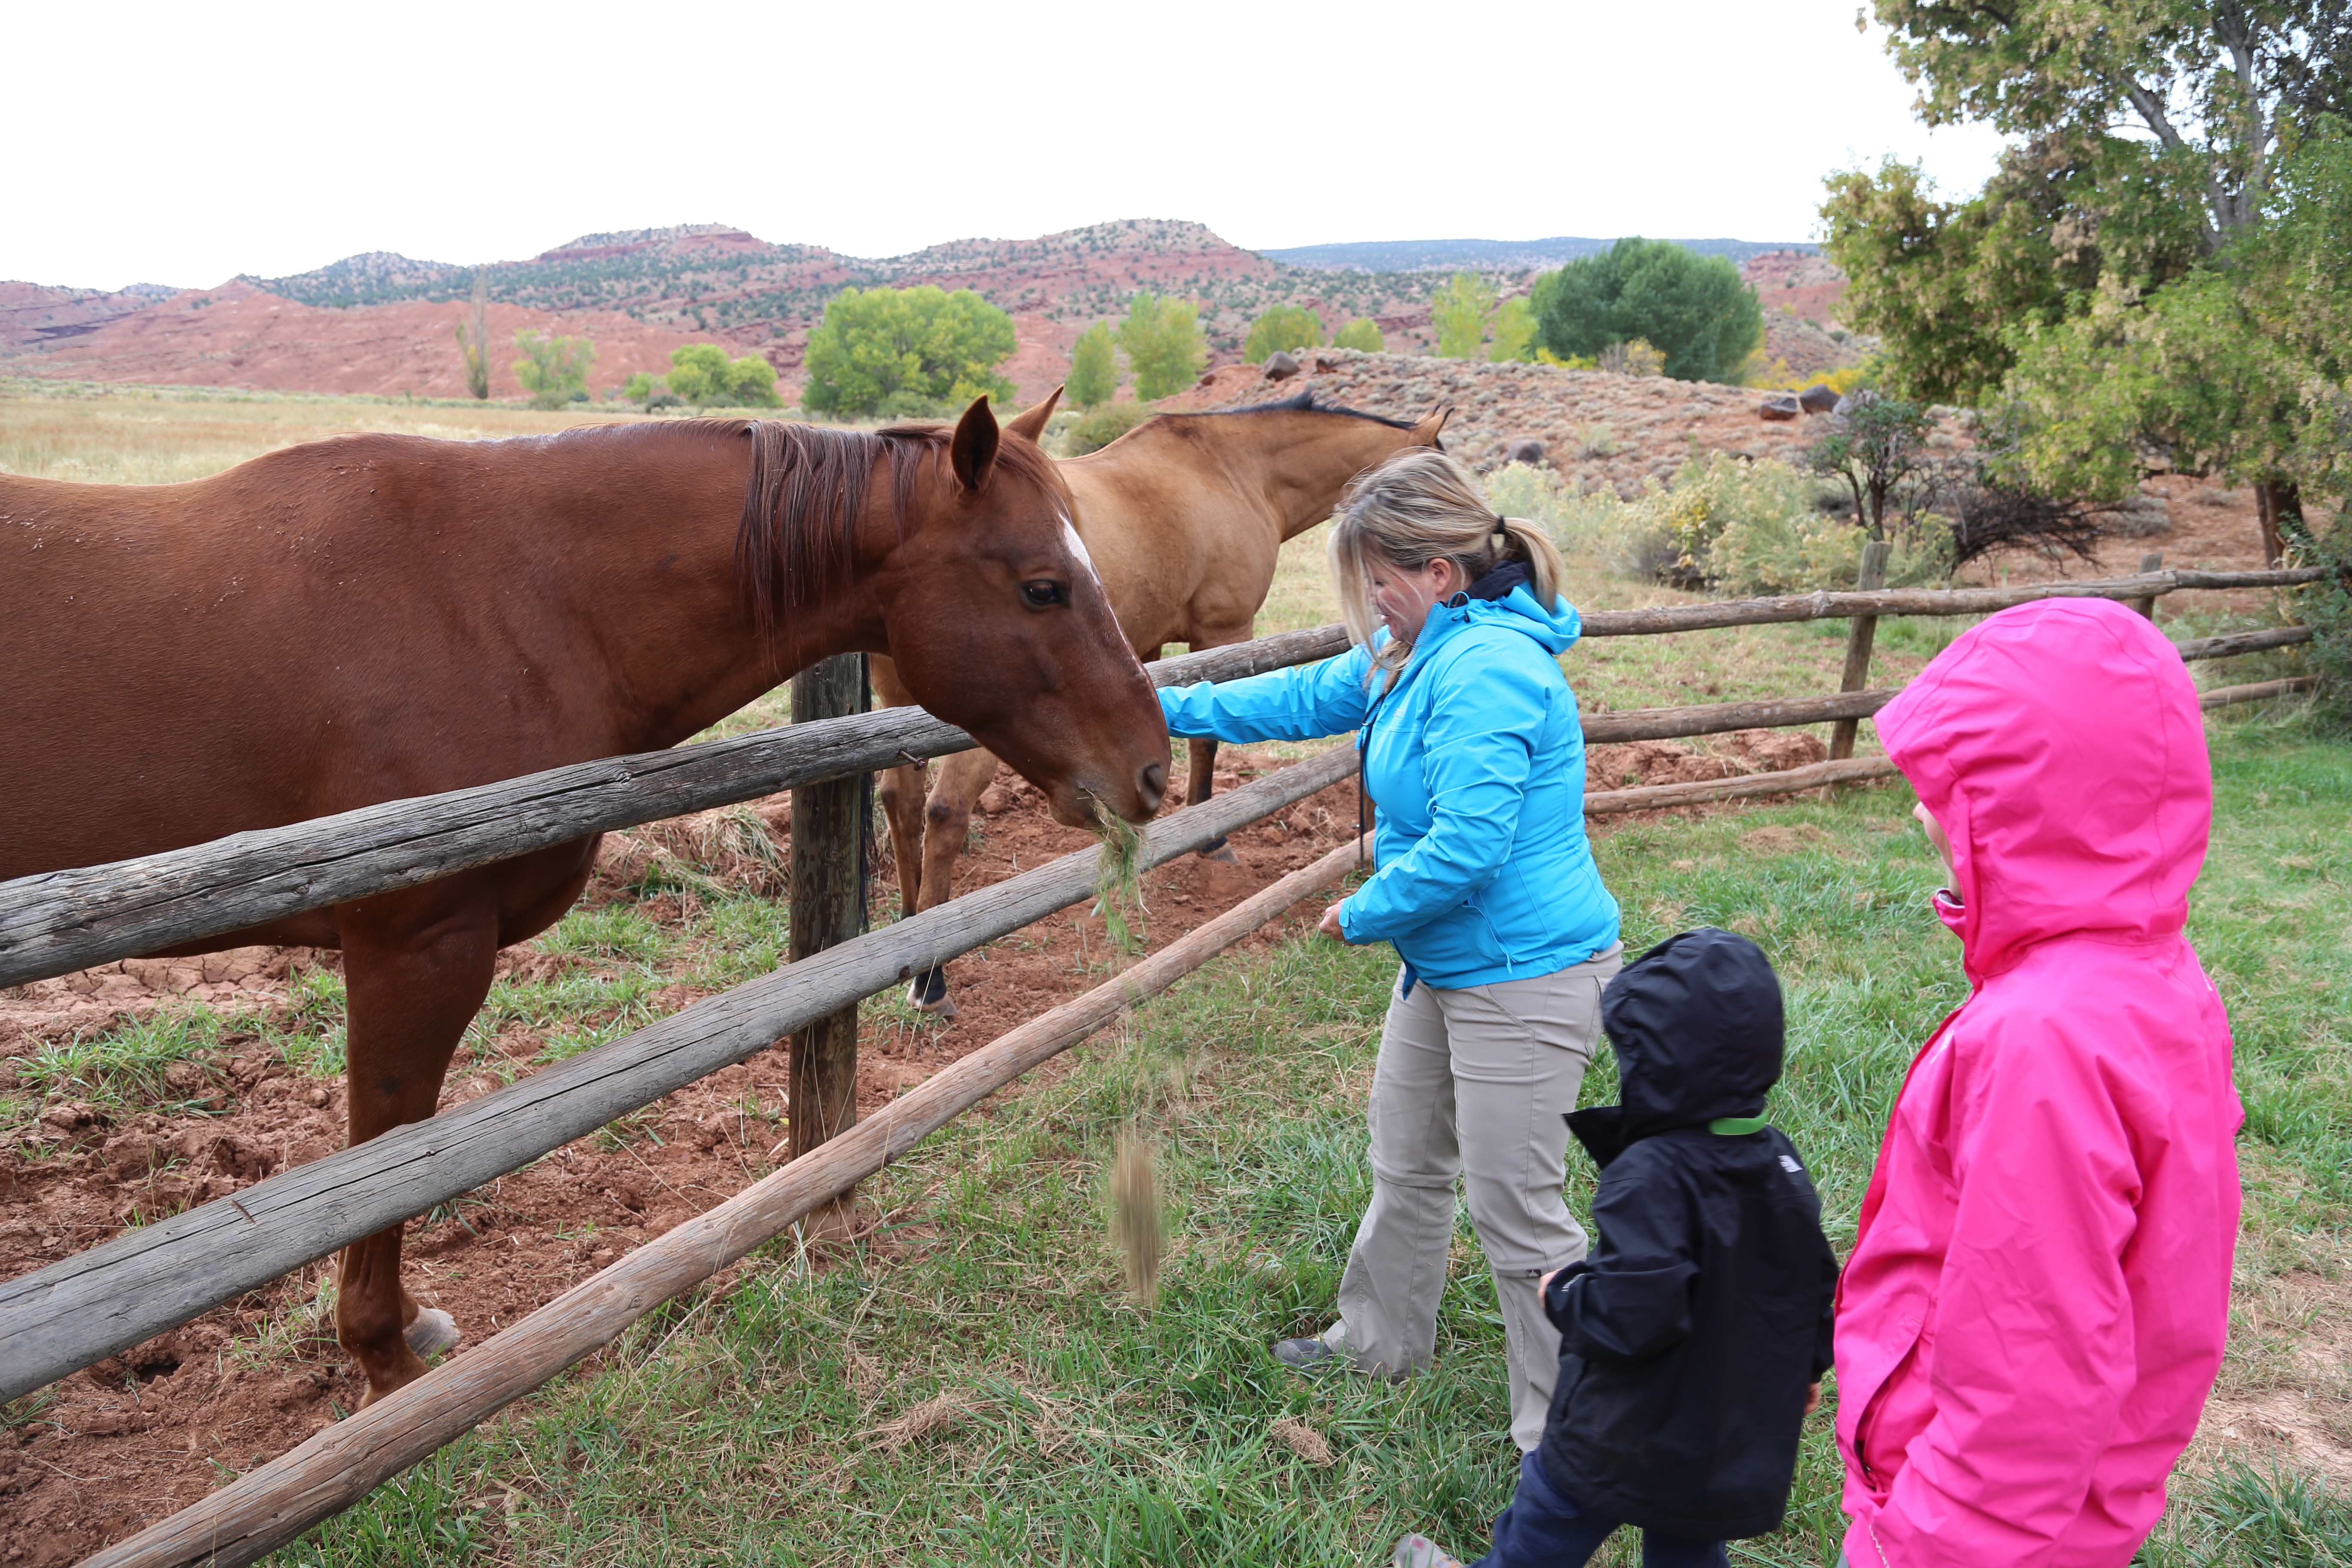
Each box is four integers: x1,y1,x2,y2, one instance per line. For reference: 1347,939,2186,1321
1161,447,1623,1454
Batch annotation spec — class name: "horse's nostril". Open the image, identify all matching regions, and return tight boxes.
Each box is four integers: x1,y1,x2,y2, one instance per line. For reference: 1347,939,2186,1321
1138,761,1167,811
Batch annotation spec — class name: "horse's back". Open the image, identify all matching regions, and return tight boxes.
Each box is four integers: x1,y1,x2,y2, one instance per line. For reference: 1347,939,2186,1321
0,432,609,877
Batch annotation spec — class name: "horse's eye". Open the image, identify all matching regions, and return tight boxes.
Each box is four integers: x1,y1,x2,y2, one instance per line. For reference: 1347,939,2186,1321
1021,580,1067,608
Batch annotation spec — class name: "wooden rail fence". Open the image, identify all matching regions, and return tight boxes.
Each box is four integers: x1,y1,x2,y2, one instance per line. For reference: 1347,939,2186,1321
0,565,2327,991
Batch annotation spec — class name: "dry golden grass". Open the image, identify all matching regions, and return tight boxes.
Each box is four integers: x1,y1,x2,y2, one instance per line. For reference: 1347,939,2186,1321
0,380,661,487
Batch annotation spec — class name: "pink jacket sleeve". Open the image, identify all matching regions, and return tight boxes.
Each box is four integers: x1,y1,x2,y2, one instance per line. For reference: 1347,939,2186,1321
1867,1020,2148,1566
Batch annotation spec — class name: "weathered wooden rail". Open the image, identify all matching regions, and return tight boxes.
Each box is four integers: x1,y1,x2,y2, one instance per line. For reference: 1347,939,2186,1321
2,565,2324,991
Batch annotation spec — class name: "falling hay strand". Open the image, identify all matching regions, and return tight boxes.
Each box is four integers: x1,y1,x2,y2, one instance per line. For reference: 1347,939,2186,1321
1268,1415,1337,1466
1091,805,1149,952
1111,1126,1164,1310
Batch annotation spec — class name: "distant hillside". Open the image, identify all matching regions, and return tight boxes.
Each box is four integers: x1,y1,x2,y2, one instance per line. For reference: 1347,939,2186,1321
4,220,1853,404
1259,236,1819,273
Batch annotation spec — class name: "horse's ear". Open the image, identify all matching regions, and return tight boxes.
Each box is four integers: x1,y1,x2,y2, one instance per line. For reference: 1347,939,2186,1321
1412,405,1453,449
1005,386,1062,445
950,395,1001,493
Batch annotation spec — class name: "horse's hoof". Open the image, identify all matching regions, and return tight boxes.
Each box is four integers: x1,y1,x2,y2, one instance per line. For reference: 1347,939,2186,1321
906,967,959,1019
1197,837,1238,863
404,1307,461,1359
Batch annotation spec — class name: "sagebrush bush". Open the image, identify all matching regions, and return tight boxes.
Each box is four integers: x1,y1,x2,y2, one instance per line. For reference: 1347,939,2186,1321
1651,452,1951,594
1488,453,1952,595
1057,400,1160,456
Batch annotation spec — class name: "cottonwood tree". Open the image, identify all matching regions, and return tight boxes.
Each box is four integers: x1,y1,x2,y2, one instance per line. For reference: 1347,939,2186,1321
511,330,595,409
1067,321,1118,408
1334,318,1385,352
1432,273,1496,359
802,286,1016,418
1243,304,1325,364
1118,294,1206,400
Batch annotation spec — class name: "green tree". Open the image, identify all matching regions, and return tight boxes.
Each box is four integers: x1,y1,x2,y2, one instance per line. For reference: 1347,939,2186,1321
511,330,595,410
1431,272,1496,358
453,272,491,401
1805,392,1938,540
1242,304,1325,363
1837,3,2352,556
1118,293,1205,401
1333,318,1384,352
802,285,1017,419
662,344,782,409
1066,321,1118,408
1489,296,1537,362
1531,239,1762,383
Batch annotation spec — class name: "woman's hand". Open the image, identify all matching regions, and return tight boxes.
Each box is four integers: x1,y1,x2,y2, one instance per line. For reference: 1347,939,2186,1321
1317,902,1349,942
1804,1381,1823,1418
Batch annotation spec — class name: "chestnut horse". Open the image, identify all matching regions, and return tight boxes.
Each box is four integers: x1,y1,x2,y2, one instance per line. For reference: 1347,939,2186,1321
874,389,1448,1014
0,399,1168,1403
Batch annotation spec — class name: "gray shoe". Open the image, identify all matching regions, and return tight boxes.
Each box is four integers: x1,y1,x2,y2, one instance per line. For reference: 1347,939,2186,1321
1270,1335,1336,1369
1392,1533,1466,1568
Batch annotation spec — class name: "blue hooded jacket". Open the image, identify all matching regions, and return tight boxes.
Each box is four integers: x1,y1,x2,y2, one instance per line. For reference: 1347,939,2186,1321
1160,579,1620,988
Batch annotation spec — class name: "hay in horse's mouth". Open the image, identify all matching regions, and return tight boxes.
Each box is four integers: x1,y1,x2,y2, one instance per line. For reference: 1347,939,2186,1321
1089,803,1149,953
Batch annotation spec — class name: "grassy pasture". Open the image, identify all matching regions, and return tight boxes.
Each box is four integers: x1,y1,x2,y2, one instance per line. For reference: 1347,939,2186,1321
3,387,2343,1562
261,715,2350,1568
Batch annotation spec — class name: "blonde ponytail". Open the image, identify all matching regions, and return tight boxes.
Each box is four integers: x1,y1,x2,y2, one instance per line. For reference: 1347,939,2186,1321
1326,448,1565,685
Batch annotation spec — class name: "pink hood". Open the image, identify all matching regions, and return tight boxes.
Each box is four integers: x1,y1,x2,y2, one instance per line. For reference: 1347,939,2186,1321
1838,597,2240,1568
1876,596,2211,980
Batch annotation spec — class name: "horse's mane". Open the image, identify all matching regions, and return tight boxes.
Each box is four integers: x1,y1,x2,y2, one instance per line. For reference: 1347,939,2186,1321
723,416,1057,642
1186,389,1418,431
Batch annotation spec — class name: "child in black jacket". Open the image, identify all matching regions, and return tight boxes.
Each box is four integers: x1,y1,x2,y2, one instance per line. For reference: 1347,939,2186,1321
1395,928,1838,1568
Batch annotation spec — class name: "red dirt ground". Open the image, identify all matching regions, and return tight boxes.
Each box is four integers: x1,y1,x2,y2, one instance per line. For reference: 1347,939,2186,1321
0,737,1834,1561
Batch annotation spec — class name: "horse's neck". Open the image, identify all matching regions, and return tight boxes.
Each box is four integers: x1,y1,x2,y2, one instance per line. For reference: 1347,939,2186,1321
1167,416,1413,542
548,433,879,753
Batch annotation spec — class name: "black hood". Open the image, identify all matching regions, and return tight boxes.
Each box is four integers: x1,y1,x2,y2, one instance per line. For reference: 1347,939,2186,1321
1568,928,1785,1167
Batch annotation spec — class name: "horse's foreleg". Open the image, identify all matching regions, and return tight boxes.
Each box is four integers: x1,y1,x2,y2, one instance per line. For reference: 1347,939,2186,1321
876,760,930,922
1188,736,1237,861
333,894,500,1406
906,747,998,1016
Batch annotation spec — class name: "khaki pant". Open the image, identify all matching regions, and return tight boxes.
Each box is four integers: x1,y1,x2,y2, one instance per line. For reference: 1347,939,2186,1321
1324,945,1622,1452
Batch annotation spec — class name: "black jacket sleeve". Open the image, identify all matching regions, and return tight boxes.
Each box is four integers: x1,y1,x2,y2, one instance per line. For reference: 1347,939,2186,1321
1810,1232,1839,1381
1543,1150,1700,1364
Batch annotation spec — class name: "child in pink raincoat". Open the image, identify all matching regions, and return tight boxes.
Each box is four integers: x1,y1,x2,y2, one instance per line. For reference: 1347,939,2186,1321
1835,596,2243,1568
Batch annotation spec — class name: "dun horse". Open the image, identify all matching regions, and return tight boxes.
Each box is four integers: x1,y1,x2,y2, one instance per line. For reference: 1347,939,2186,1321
875,390,1447,1014
0,399,1169,1403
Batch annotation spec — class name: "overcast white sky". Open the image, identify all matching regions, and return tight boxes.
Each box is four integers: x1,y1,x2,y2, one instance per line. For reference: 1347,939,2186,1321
14,1,2011,292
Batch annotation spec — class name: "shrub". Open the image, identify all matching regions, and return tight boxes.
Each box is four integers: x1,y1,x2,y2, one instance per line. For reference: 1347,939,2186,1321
1060,400,1160,456
1243,305,1324,364
511,330,595,410
1333,318,1384,352
1118,294,1206,400
803,286,1016,418
1432,272,1496,359
1597,339,1666,378
1067,321,1118,409
1532,238,1764,383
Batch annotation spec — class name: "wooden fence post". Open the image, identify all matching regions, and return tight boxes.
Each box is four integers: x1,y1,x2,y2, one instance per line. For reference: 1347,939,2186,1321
2129,552,2163,619
787,655,869,1159
1828,539,1892,762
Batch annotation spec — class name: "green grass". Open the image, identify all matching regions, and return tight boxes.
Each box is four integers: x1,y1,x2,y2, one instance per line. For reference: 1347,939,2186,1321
260,710,2348,1568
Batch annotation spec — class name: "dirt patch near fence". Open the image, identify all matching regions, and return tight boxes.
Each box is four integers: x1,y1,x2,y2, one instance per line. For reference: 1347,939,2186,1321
0,741,1834,1561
